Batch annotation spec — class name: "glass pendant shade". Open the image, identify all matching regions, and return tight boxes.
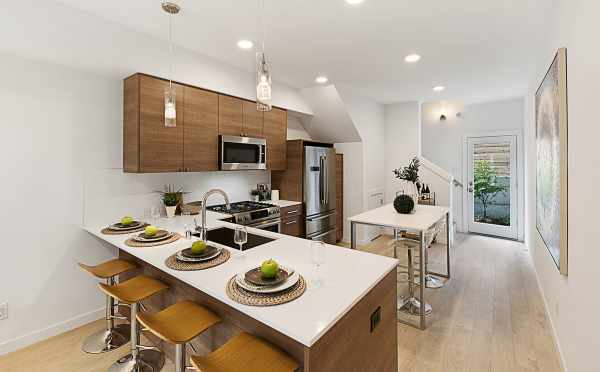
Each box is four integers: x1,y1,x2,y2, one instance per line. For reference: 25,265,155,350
256,52,272,112
164,85,177,127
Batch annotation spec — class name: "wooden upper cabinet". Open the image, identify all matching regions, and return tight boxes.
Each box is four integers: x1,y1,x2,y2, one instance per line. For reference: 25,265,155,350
184,86,219,171
242,100,264,137
218,95,243,136
263,108,287,170
123,73,287,173
138,75,184,172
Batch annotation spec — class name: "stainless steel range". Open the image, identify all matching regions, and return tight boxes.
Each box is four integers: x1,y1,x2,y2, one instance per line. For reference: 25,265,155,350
207,201,281,233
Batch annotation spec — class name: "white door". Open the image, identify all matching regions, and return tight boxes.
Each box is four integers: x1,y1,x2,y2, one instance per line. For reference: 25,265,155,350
466,135,518,239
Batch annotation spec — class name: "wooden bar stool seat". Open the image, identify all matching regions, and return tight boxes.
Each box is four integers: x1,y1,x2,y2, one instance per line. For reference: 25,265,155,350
100,275,169,372
190,332,298,372
78,259,138,354
79,259,137,279
138,301,221,372
99,275,169,304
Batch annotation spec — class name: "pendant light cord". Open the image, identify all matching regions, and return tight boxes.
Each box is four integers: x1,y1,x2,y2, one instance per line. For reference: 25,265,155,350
169,7,173,89
261,0,266,53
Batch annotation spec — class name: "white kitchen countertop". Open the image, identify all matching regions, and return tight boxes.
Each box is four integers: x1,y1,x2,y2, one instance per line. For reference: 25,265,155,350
83,211,397,347
349,203,449,231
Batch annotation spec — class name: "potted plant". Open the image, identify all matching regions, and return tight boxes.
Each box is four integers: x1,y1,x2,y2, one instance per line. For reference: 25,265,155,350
393,157,421,212
157,185,184,218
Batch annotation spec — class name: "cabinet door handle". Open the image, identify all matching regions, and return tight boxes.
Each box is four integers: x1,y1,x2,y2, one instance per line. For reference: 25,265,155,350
287,210,298,215
285,220,297,225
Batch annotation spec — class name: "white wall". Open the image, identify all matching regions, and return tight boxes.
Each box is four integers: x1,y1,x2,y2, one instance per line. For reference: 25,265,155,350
0,54,272,355
383,102,421,203
422,98,525,235
525,1,600,371
336,86,386,242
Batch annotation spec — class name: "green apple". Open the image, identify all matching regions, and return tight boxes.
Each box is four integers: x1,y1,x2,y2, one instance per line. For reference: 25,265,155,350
261,259,279,279
145,225,158,236
191,240,207,255
121,216,134,226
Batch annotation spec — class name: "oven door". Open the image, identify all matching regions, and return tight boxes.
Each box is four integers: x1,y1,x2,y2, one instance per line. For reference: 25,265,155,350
220,135,267,170
247,219,281,233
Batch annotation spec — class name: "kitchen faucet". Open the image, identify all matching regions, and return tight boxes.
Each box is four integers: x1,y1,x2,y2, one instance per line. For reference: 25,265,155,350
198,189,230,242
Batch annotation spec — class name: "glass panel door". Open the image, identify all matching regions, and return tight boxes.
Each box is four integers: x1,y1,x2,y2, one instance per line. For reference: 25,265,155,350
467,135,518,239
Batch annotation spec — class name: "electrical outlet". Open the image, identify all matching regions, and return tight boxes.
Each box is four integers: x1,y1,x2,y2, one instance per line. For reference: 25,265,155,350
0,302,7,320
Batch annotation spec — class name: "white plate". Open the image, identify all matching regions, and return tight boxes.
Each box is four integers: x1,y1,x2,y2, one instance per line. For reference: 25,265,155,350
235,266,299,294
109,221,143,230
132,231,173,242
176,248,222,262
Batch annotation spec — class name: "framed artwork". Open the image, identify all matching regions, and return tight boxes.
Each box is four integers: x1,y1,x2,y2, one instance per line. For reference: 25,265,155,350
535,48,568,275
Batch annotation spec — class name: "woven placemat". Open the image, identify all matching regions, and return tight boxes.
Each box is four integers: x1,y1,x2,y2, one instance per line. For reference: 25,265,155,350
226,275,306,307
101,223,149,235
125,233,181,247
164,249,230,271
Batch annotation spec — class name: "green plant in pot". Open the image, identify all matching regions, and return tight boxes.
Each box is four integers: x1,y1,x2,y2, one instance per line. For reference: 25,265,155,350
157,185,184,218
393,157,421,213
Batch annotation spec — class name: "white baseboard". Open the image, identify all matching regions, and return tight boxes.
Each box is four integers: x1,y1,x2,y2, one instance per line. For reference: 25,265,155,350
529,251,568,372
0,307,104,356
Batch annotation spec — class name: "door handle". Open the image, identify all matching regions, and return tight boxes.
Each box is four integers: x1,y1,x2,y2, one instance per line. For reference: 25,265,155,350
306,212,336,222
468,187,473,193
324,155,328,205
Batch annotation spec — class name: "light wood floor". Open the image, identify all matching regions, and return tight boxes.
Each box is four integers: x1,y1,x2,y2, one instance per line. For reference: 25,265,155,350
0,233,562,372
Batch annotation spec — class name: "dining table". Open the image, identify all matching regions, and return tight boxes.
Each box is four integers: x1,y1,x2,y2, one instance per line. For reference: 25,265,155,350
348,203,451,329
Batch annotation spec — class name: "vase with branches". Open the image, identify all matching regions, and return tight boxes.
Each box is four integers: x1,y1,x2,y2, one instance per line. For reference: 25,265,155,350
393,157,421,208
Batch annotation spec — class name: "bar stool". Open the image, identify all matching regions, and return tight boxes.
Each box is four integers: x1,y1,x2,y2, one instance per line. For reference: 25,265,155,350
392,230,432,316
406,225,446,289
137,300,221,372
99,275,169,372
78,259,138,354
190,332,298,372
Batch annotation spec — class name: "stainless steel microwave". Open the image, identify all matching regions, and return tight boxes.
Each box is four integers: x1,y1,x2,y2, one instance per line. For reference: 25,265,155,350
219,135,267,170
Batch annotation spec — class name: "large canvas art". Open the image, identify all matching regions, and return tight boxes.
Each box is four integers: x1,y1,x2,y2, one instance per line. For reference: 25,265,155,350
535,48,568,275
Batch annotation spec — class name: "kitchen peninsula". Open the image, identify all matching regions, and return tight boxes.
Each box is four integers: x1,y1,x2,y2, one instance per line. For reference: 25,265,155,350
84,212,398,371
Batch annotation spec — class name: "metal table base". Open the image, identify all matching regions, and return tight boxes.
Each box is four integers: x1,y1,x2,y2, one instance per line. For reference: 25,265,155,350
350,212,451,330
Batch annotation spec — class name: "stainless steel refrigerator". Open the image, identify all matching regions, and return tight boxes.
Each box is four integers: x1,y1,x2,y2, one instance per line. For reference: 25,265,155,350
304,144,337,243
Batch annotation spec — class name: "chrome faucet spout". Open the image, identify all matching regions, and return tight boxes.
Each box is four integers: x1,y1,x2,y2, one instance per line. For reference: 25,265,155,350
199,189,230,242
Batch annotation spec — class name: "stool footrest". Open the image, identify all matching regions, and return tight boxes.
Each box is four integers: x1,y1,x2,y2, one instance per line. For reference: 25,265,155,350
136,344,161,351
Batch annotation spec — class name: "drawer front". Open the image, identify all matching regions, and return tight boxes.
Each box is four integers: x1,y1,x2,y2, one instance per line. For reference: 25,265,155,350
281,204,302,218
281,215,303,237
306,212,336,237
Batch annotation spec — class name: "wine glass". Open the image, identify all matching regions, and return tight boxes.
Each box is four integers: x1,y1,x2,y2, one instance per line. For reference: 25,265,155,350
311,241,326,287
150,206,161,226
234,226,248,259
181,209,192,239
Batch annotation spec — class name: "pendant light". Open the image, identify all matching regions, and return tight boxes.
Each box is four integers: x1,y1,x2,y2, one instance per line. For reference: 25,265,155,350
256,0,272,112
162,1,180,127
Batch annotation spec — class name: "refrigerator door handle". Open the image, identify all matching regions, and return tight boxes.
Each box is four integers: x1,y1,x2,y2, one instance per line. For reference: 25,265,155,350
308,228,337,240
319,156,325,204
306,211,337,222
323,155,328,205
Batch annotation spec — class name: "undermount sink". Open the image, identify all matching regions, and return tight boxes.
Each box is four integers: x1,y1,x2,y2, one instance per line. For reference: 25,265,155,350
193,227,275,251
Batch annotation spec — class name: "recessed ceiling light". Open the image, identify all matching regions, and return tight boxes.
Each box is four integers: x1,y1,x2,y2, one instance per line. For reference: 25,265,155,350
315,76,329,84
404,54,421,63
346,0,365,5
237,40,254,50
433,86,445,92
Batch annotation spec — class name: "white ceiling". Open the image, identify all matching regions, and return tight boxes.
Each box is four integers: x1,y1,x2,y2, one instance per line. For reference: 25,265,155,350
56,0,552,104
